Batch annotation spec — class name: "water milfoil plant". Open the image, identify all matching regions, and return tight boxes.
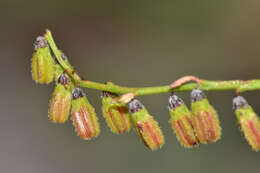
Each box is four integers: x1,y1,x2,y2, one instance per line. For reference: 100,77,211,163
31,29,260,151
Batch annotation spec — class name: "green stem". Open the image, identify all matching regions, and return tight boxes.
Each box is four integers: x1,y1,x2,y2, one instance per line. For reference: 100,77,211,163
44,29,260,96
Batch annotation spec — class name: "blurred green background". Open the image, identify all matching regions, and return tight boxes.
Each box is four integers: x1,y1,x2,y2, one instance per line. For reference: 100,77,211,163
1,0,260,173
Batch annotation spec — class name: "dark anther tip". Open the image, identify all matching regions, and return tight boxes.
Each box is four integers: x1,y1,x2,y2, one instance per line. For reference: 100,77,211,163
72,87,86,100
34,36,48,50
191,88,206,102
168,94,184,109
128,99,144,114
58,73,70,85
233,96,248,110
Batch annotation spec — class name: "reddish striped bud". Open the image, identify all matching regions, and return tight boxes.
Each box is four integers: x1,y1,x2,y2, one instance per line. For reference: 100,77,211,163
168,94,198,148
31,36,54,84
190,89,221,143
71,88,100,140
233,96,260,151
129,99,164,150
48,74,72,123
101,91,132,134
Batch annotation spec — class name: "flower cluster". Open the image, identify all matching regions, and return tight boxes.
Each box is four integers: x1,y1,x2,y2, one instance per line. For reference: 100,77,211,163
168,90,221,148
31,34,260,151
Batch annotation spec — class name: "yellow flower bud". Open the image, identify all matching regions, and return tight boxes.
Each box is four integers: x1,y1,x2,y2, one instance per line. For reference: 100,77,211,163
48,74,72,123
71,87,100,140
233,96,260,151
101,91,132,134
168,94,198,148
129,99,164,150
190,89,221,144
31,36,54,84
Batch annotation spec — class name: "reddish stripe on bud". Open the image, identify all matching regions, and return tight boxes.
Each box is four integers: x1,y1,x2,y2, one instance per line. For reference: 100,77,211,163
144,121,160,147
248,120,260,148
117,107,129,132
248,120,260,146
206,111,217,140
192,111,219,143
107,109,121,133
71,106,98,140
136,118,164,150
193,114,206,142
173,117,197,146
239,118,260,151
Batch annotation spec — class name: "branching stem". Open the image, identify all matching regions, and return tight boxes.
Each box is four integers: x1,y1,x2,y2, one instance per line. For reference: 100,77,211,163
44,29,260,96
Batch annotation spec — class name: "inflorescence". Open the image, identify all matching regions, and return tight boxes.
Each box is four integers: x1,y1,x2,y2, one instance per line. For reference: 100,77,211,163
31,30,260,151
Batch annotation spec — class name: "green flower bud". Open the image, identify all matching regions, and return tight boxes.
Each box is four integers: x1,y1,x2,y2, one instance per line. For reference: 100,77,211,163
31,36,54,84
190,89,221,144
129,99,164,150
168,94,198,148
233,96,260,151
101,91,132,134
49,74,72,123
71,88,100,140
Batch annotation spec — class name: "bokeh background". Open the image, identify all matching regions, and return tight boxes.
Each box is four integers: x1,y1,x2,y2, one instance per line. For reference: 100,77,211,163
1,0,260,173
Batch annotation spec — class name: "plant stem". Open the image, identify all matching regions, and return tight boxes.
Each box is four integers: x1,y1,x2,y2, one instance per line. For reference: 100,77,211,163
44,29,260,96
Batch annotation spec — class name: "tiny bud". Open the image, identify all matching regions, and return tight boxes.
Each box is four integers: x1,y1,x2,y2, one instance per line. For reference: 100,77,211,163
101,91,132,134
71,89,100,140
129,99,164,150
168,94,198,148
191,89,221,144
31,36,54,84
49,83,72,123
233,96,260,151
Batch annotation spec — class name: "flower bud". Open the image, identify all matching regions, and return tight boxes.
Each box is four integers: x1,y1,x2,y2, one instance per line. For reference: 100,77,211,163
233,96,260,151
48,74,72,123
71,87,100,140
101,91,132,134
190,89,221,143
31,36,54,84
129,99,164,150
168,94,198,148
